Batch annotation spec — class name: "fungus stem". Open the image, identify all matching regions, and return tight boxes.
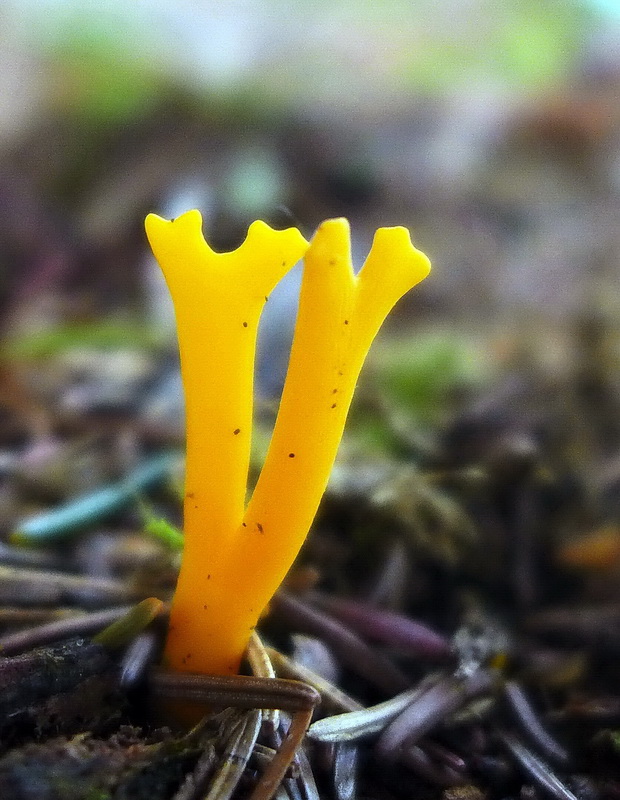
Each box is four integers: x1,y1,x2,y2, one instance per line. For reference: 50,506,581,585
156,216,430,676
146,212,308,554
146,212,308,674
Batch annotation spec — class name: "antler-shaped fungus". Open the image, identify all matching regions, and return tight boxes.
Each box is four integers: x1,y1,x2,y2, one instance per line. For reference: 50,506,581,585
146,213,430,676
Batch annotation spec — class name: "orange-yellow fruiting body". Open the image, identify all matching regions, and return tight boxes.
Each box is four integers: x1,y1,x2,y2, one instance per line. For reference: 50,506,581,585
146,213,430,676
145,211,308,673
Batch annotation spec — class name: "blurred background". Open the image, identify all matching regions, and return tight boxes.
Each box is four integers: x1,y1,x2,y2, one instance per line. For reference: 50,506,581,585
1,0,620,470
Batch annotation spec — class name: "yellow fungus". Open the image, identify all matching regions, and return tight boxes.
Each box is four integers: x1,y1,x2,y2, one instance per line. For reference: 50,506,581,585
146,212,430,676
145,211,308,556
